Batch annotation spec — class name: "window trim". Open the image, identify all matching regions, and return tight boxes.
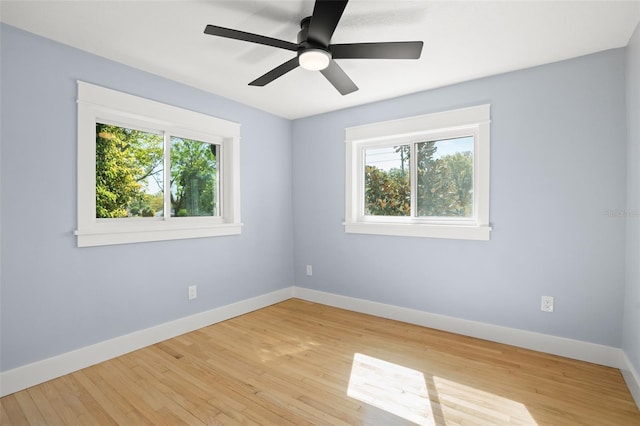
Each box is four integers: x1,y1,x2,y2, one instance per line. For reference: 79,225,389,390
345,105,491,240
75,81,241,247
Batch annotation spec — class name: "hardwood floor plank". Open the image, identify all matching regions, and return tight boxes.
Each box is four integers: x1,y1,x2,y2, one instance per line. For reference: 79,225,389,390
1,394,29,425
24,386,65,425
80,366,154,425
0,400,13,426
12,391,46,425
71,370,137,426
139,343,305,425
1,299,639,425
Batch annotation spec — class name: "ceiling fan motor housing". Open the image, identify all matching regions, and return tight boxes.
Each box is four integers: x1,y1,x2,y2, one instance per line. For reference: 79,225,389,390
298,17,331,52
297,16,332,70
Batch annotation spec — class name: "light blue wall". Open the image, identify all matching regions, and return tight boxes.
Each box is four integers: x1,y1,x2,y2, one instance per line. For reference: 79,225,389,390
624,22,640,378
0,24,294,371
292,48,628,347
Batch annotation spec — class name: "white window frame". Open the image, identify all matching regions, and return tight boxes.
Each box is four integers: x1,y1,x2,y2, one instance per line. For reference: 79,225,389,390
345,105,491,240
75,81,241,247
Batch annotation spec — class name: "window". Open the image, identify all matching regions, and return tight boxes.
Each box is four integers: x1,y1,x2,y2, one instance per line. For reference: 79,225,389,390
345,105,490,240
76,81,241,247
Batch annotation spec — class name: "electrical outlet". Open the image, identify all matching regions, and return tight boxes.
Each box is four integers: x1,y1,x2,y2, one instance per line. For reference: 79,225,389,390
188,285,197,300
541,296,554,312
306,265,313,276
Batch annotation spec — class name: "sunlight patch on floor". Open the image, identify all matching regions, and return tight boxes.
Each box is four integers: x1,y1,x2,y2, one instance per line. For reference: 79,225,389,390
347,353,538,425
433,376,537,425
347,353,435,425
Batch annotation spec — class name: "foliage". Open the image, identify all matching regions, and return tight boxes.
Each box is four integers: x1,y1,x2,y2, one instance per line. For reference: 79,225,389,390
129,193,161,217
441,151,473,216
170,138,217,216
365,166,411,216
364,141,473,218
95,124,217,219
416,141,473,217
95,124,162,218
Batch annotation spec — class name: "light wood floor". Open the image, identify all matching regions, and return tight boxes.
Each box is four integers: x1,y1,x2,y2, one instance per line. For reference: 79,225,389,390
1,299,639,425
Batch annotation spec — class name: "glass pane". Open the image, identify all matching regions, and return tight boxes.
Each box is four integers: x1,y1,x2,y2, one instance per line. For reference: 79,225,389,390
95,123,164,218
416,136,473,217
364,145,410,216
170,137,219,217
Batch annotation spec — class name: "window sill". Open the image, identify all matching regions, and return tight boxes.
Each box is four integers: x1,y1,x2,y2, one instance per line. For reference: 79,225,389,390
75,223,243,247
344,222,491,240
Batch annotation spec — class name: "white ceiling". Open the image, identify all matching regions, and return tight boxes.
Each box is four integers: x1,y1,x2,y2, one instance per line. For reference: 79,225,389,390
1,0,639,119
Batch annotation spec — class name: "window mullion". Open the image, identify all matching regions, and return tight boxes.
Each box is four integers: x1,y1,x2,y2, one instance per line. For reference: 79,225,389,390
359,146,365,217
163,132,171,221
216,144,222,216
410,142,417,218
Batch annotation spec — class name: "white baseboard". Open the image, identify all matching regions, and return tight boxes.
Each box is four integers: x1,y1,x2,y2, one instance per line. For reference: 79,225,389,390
0,287,293,397
621,352,640,408
2,285,636,408
292,287,625,369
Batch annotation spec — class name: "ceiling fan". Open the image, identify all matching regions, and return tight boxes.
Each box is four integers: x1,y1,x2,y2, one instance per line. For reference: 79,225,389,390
204,0,423,95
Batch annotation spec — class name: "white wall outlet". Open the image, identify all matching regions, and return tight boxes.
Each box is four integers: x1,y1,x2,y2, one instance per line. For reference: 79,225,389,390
306,265,313,276
541,296,554,312
188,285,197,300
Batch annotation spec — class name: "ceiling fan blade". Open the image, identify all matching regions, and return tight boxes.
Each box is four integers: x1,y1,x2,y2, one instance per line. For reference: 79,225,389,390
204,25,298,51
249,57,300,87
331,41,423,59
307,0,349,47
320,60,358,95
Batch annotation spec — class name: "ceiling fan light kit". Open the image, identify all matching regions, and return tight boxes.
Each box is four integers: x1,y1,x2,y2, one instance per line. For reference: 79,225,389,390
299,49,331,71
204,0,423,95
